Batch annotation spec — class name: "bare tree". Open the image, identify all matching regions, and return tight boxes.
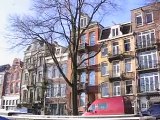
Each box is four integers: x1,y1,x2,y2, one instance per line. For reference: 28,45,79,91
9,0,118,115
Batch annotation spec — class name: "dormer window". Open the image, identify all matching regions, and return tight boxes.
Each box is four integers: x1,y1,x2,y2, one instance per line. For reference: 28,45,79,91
56,48,61,55
80,17,87,28
112,28,118,37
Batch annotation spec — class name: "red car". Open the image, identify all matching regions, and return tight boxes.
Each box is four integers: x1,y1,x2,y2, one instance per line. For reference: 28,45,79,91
82,96,133,116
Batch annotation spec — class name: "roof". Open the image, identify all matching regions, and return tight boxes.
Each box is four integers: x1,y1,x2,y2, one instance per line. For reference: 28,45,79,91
0,64,10,72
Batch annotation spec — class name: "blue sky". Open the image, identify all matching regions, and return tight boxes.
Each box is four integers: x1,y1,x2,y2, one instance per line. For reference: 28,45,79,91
0,0,148,65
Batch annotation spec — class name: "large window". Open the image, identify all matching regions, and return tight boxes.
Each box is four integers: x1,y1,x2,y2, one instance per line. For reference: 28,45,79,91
47,66,52,79
81,53,87,67
89,52,95,65
137,30,155,48
136,13,142,26
80,92,85,106
112,42,119,55
124,39,130,51
101,62,108,76
146,12,153,24
23,90,28,102
139,51,157,69
125,80,133,94
38,71,42,82
80,17,87,28
140,72,159,92
113,81,120,96
112,61,120,77
101,82,109,97
89,71,95,85
89,32,95,46
125,58,132,72
53,84,59,97
81,72,86,83
101,45,108,57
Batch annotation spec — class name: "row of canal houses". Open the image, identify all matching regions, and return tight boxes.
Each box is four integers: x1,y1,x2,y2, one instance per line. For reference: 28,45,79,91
0,2,160,115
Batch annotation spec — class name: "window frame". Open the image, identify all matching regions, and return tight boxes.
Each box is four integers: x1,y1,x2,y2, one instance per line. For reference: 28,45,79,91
101,82,109,97
136,13,143,26
101,62,109,76
125,58,132,72
146,12,153,24
125,80,133,95
113,81,121,96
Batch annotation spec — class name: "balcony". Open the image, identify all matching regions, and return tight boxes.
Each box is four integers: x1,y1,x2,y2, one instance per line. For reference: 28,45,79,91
137,60,160,73
108,70,122,82
123,51,135,58
136,41,156,52
121,72,135,80
77,82,87,91
108,51,123,62
78,43,88,52
87,64,100,71
86,85,99,94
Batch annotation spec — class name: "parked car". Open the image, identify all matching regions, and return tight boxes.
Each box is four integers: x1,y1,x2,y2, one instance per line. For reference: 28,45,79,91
82,96,133,116
141,104,160,119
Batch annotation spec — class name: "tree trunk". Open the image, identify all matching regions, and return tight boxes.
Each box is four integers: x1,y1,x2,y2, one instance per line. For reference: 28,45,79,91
72,67,78,115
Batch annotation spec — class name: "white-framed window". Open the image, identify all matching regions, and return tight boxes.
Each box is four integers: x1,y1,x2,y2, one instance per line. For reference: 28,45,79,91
46,84,52,97
101,62,108,76
80,17,87,28
60,84,66,97
47,66,52,79
89,71,95,86
139,51,157,69
140,72,159,92
80,92,85,106
146,12,153,24
38,71,42,82
137,30,155,48
112,28,118,37
112,61,120,77
136,13,143,26
89,32,95,46
113,81,121,96
125,80,133,94
53,84,59,97
124,39,130,51
101,45,108,57
101,82,109,97
89,51,95,65
112,42,119,55
125,58,132,72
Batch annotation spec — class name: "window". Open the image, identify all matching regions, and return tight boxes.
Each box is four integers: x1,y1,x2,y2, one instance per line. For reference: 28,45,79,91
89,32,95,46
60,84,66,97
81,72,86,83
146,12,153,24
53,84,59,97
56,48,61,55
89,52,95,65
80,17,87,28
124,39,130,51
101,45,108,57
112,42,119,55
137,30,155,49
125,80,133,94
61,64,67,76
136,13,142,26
47,84,52,97
80,92,85,106
37,88,41,101
24,73,29,81
38,71,42,82
38,56,43,66
112,61,120,77
15,82,19,93
30,89,34,103
23,90,28,102
101,62,108,76
89,71,95,85
47,66,52,79
81,53,87,67
139,51,157,69
113,81,120,96
101,82,109,97
98,103,107,110
10,83,14,93
125,58,132,72
31,73,36,85
140,72,159,92
112,28,118,37
81,34,86,44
